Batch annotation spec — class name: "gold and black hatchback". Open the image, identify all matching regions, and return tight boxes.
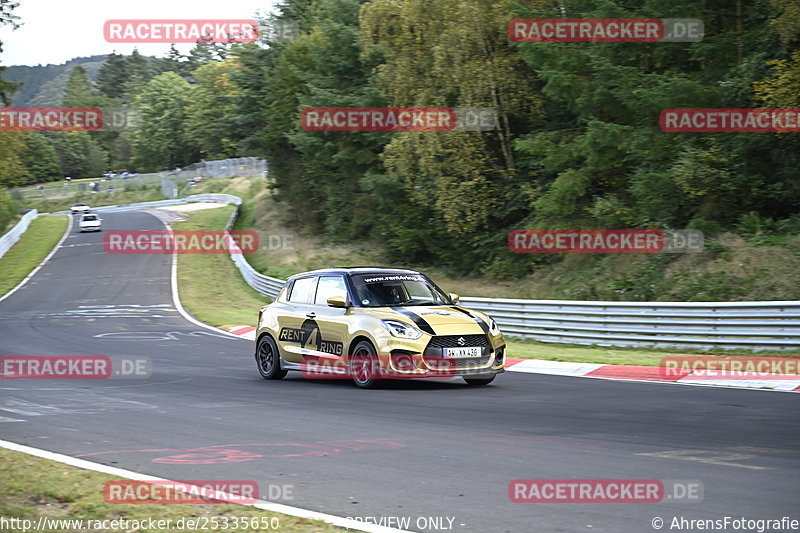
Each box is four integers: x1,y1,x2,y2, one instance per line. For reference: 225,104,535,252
254,267,506,388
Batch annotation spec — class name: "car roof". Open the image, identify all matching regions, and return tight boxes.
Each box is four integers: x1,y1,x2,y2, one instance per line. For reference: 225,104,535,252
286,267,422,281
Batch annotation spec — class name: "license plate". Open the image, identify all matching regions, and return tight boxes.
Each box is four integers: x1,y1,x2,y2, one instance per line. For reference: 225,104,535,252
443,347,481,358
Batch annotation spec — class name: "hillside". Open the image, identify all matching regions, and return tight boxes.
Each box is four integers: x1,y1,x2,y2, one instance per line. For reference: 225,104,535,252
4,55,107,106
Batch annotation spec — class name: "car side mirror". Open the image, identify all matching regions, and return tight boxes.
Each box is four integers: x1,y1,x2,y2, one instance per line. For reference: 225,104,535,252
327,295,348,308
449,293,460,304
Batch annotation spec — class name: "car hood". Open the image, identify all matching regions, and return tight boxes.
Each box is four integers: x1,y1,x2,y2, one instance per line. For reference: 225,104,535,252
80,220,100,225
365,305,492,336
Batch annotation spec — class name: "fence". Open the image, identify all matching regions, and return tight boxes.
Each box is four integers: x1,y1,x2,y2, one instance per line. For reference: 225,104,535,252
9,158,267,203
10,174,162,202
160,157,268,199
457,297,800,351
0,210,38,260
161,157,267,181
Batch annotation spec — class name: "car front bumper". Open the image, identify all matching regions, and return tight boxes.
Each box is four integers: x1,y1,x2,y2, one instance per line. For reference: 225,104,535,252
373,334,506,378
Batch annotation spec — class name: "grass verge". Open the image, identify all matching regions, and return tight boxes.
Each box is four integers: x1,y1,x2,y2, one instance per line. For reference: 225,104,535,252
0,215,68,297
0,447,346,533
172,206,268,329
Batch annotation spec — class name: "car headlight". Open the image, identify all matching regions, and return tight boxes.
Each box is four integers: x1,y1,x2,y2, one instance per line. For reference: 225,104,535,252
381,319,423,340
489,317,501,336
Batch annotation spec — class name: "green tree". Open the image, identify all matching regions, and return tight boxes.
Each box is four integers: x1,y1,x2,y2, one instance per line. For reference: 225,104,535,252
262,0,390,237
184,60,240,159
47,132,108,178
153,45,191,78
227,45,274,155
510,0,798,233
0,187,16,232
0,0,22,222
0,132,27,186
96,52,129,100
359,0,541,268
130,72,197,170
61,65,95,107
125,49,153,95
21,132,61,183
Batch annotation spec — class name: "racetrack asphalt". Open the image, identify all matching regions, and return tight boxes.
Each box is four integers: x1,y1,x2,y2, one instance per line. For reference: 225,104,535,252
0,211,798,533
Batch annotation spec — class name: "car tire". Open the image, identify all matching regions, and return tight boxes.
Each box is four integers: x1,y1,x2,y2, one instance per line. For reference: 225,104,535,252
463,375,495,386
349,340,381,389
256,335,287,380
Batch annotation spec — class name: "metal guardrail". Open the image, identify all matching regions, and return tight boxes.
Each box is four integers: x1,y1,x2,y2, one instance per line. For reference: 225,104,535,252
457,297,800,350
48,194,242,215
0,210,38,260
49,199,186,215
221,195,287,299
19,194,800,351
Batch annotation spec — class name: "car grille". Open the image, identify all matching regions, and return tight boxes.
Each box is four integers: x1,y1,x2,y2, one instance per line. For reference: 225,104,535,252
423,334,492,369
426,334,489,349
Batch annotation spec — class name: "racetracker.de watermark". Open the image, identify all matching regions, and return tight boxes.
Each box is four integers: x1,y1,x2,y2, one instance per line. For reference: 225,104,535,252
509,479,703,503
1,107,102,131
300,107,497,131
299,356,471,380
508,229,703,253
103,231,259,254
0,356,151,379
104,19,259,43
660,357,800,380
104,480,261,504
509,18,703,42
661,109,800,132
0,107,140,131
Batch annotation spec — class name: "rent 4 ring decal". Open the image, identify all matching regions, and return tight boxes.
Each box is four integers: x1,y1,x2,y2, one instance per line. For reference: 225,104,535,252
278,320,344,356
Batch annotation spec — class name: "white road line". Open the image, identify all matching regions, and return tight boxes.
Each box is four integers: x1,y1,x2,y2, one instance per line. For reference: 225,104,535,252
144,210,250,341
0,214,73,303
0,439,411,533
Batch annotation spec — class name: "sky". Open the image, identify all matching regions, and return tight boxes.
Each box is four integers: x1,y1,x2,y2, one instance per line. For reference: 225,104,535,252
0,0,280,67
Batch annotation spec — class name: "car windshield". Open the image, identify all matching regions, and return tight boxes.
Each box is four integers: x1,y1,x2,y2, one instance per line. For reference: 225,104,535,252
350,273,452,307
82,215,98,221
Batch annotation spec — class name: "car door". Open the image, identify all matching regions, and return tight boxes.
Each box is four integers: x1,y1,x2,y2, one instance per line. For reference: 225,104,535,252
305,275,350,366
275,276,318,363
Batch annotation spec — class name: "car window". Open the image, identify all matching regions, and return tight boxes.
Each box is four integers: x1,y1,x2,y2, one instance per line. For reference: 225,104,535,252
275,286,288,303
288,277,317,304
351,273,452,307
314,276,347,306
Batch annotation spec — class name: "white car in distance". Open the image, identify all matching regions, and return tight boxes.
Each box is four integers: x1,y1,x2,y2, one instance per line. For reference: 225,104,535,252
78,213,102,232
71,203,91,215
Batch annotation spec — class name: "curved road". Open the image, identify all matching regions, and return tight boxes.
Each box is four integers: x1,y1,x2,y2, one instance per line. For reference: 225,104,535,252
1,210,798,532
